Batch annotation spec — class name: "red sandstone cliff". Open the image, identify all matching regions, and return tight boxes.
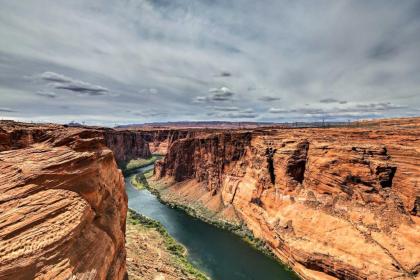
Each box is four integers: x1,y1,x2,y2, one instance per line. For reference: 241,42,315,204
0,121,128,280
104,129,151,163
133,128,207,155
154,118,420,280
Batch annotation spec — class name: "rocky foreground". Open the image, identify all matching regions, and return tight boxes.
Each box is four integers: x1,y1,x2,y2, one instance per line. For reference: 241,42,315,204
153,118,420,280
0,122,129,279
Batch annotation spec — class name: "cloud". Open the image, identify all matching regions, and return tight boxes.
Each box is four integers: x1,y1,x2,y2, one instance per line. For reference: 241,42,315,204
133,111,166,117
40,72,109,96
0,107,17,112
40,72,73,83
224,112,258,118
319,98,347,104
125,108,167,118
368,41,399,60
139,88,158,95
218,72,232,77
36,90,57,98
260,96,281,102
208,86,234,101
0,1,419,124
352,102,405,111
269,108,290,114
269,107,325,115
269,102,407,119
193,86,235,103
241,108,255,114
208,107,258,118
209,112,258,119
192,96,209,103
209,106,240,111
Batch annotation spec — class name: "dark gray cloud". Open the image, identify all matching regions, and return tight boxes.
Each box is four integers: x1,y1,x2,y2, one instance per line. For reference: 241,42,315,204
260,96,281,102
36,90,57,98
218,72,232,77
368,41,399,60
319,98,347,104
54,84,107,95
40,72,109,96
193,86,235,103
208,86,234,101
268,108,289,114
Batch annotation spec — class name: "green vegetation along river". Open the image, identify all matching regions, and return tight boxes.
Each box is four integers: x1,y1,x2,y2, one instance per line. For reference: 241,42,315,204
125,164,298,280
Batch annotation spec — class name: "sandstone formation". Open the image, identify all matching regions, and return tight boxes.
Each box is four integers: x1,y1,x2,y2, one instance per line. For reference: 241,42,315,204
137,129,202,155
0,121,128,280
2,117,419,280
104,129,151,164
103,127,199,164
154,117,420,280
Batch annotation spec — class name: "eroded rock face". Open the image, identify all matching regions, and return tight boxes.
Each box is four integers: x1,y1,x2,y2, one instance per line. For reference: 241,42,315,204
0,122,127,280
104,130,151,164
155,118,420,280
141,129,193,155
103,128,201,164
157,132,252,192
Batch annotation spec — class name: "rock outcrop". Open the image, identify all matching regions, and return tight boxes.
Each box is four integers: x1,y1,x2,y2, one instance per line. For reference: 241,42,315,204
138,129,205,155
104,129,151,164
102,128,200,165
154,118,420,280
0,121,127,280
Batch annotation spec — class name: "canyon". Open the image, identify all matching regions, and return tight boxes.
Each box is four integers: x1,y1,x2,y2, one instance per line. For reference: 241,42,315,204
0,121,202,280
152,118,420,280
0,118,419,280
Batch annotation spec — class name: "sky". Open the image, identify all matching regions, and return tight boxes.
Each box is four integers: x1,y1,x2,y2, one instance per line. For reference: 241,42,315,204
0,0,419,126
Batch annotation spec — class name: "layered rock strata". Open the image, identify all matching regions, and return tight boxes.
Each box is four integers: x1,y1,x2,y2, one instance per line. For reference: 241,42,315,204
0,122,128,280
154,118,420,280
104,130,151,164
136,129,208,155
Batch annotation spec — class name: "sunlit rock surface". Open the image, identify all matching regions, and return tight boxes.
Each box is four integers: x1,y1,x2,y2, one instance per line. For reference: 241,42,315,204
0,121,128,280
155,117,420,280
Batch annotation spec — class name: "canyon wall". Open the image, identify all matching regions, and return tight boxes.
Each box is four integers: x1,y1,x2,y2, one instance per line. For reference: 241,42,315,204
155,118,420,280
139,129,208,155
104,129,151,163
0,122,128,280
102,128,199,163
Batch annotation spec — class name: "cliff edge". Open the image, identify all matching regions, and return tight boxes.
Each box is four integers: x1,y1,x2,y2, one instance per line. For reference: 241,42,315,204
0,121,128,280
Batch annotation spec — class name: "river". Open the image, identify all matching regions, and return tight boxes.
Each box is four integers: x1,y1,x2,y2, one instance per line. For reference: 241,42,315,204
125,164,297,280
